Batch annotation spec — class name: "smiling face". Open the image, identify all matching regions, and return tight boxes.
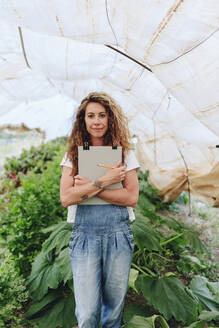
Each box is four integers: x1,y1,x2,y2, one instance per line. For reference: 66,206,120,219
84,102,109,145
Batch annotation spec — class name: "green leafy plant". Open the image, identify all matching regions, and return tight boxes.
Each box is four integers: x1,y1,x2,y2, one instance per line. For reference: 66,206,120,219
0,250,30,327
3,137,67,176
126,171,218,325
0,146,67,276
27,223,73,301
26,222,76,328
137,170,169,211
184,311,219,327
26,285,76,328
135,275,198,324
189,276,219,312
123,304,153,324
123,314,169,328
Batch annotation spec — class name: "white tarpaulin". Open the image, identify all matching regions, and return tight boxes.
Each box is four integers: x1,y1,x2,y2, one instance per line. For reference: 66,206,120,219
0,0,219,205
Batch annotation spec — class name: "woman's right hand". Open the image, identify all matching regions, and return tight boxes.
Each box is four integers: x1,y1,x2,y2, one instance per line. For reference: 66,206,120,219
101,161,127,186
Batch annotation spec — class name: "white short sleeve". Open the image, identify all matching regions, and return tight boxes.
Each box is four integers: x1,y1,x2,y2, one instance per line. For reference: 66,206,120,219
124,150,140,221
125,150,140,172
60,153,76,223
60,153,73,168
67,204,77,223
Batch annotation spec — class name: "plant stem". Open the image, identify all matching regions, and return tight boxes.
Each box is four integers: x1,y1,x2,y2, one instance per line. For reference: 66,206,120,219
141,266,157,277
151,252,173,262
160,232,184,246
133,249,142,258
152,222,161,228
132,262,156,277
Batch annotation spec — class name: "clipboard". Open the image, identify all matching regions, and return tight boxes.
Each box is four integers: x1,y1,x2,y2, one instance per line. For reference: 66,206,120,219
78,146,122,205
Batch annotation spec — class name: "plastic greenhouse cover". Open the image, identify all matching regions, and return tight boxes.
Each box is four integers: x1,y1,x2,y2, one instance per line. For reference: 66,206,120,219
0,0,219,206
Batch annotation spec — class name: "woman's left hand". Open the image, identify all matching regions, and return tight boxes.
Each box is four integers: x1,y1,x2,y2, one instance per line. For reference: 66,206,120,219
74,175,90,186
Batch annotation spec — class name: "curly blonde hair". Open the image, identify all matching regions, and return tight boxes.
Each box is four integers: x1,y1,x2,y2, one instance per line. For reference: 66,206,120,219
67,92,132,176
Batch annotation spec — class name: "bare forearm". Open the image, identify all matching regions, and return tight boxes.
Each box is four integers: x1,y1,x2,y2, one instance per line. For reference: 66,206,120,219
61,180,103,206
97,188,138,207
60,164,129,207
60,175,115,207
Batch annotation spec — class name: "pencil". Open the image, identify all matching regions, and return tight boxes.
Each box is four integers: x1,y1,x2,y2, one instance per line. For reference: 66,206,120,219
97,163,116,169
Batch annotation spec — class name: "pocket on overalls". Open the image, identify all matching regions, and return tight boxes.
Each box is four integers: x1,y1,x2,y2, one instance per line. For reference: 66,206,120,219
119,206,129,222
69,230,80,256
123,226,135,251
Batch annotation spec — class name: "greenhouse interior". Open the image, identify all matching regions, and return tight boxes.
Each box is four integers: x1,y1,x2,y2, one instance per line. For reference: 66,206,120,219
0,1,218,327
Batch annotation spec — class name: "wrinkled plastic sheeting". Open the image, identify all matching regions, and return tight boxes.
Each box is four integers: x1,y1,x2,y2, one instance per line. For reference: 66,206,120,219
0,0,219,206
0,23,57,115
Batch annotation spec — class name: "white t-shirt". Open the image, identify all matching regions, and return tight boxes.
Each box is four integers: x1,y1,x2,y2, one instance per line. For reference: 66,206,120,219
60,150,140,223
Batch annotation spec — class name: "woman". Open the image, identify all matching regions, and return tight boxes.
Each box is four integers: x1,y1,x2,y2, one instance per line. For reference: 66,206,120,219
60,92,139,328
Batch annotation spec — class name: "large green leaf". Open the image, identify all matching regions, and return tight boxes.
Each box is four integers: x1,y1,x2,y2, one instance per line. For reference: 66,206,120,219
184,321,205,328
124,314,169,328
123,305,152,324
26,288,63,317
159,216,207,254
199,310,219,321
207,281,219,302
137,194,156,214
42,222,72,254
27,250,61,300
190,276,219,312
136,275,198,324
55,247,72,284
26,286,77,328
128,268,139,293
41,221,72,234
181,255,206,269
160,215,185,232
134,210,150,224
184,311,219,328
132,217,161,251
184,230,207,254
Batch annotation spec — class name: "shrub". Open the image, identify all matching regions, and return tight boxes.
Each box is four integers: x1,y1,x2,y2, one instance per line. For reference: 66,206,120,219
0,143,67,277
3,137,67,175
0,250,29,327
0,137,67,194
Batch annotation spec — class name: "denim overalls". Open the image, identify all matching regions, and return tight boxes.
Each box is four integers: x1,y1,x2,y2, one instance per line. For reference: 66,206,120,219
69,204,134,328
